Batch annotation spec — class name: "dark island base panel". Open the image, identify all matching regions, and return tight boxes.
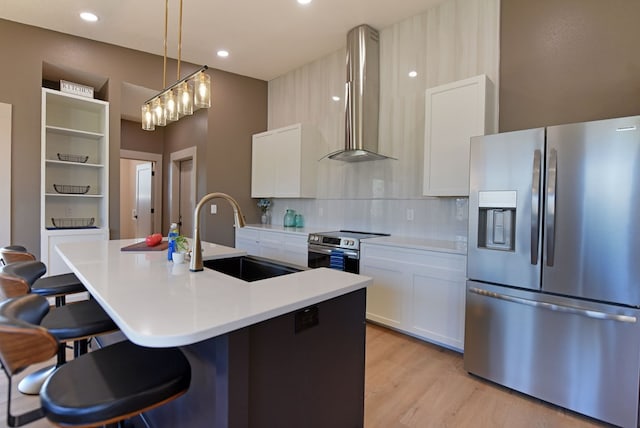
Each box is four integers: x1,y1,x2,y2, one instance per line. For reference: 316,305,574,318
134,288,367,428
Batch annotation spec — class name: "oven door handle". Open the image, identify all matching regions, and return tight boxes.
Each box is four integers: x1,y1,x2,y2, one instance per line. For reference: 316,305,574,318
308,244,359,259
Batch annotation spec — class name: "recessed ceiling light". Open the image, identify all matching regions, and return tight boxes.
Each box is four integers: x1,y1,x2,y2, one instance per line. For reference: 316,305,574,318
217,50,229,58
408,70,418,78
297,0,312,5
332,96,340,102
80,12,98,22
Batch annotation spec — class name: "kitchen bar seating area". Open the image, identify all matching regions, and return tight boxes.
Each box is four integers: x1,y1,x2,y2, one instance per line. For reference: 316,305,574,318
0,294,192,427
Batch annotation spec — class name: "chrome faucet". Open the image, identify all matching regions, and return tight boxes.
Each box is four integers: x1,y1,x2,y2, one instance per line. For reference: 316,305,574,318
189,192,246,272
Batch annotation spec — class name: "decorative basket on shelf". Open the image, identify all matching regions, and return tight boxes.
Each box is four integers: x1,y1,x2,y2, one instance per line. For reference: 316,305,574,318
53,184,91,194
51,217,95,229
57,153,89,163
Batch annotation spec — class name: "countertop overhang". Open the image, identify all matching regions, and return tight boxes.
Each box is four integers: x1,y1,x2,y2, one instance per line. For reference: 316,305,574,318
56,239,371,348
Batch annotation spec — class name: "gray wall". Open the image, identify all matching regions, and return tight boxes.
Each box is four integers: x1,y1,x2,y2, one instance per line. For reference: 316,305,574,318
500,0,640,131
0,19,267,254
266,0,499,241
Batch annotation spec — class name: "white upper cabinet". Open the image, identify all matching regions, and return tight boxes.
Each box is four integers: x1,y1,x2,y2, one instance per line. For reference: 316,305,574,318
423,75,496,197
41,88,109,274
251,123,319,198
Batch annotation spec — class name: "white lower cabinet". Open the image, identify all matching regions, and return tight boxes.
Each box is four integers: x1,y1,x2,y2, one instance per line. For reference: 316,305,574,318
234,228,261,257
359,258,410,330
42,229,109,275
235,227,308,267
361,243,466,352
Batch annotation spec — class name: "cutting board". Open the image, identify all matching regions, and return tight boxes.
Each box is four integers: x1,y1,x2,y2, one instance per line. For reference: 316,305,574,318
120,240,169,252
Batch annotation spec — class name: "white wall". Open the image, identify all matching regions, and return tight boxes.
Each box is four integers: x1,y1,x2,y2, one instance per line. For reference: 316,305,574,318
266,0,500,241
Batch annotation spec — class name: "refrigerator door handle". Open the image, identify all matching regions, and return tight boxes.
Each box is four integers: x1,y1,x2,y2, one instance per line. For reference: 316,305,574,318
531,149,541,265
469,287,637,323
546,148,558,266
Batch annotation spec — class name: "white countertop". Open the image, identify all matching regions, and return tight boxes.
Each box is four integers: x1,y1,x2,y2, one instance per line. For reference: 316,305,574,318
243,224,468,255
242,224,314,235
55,239,371,348
362,235,468,255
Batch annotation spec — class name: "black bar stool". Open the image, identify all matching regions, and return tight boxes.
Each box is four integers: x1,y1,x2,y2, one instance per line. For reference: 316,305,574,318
0,294,191,427
0,248,86,306
0,265,118,395
0,246,31,265
1,260,87,360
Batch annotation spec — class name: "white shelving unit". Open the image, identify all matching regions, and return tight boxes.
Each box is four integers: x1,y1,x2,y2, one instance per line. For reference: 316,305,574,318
41,88,109,275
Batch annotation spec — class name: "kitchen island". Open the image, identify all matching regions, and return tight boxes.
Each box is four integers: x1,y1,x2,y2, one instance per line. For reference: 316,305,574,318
56,239,371,428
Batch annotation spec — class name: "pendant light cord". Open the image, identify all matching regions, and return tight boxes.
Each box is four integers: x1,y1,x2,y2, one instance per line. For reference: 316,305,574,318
178,0,183,80
163,0,168,88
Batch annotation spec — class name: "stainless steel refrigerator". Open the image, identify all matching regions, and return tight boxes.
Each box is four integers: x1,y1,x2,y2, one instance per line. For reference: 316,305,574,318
465,116,640,428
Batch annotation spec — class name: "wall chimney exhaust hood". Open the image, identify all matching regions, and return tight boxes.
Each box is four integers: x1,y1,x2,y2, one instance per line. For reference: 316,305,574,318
327,24,394,162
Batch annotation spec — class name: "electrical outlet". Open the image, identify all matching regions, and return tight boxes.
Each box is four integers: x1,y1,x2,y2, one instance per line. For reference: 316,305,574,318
210,204,217,214
65,207,72,217
455,198,466,221
406,208,414,221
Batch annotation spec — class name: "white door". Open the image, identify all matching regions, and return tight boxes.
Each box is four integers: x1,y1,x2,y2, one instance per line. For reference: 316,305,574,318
120,150,163,240
135,162,153,238
178,159,194,237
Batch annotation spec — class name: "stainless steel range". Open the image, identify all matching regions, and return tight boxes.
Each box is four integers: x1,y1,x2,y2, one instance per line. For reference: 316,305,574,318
307,230,389,274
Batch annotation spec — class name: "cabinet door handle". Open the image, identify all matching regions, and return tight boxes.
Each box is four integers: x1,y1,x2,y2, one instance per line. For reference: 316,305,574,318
531,149,541,265
546,148,558,266
469,287,637,323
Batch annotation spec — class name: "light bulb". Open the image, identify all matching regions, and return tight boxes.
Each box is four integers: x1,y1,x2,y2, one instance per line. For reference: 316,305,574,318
164,90,179,122
177,81,193,116
141,104,155,131
194,72,211,109
80,12,98,22
152,97,166,127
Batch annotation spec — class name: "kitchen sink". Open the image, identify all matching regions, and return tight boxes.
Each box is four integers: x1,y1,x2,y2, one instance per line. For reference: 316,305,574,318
203,255,305,282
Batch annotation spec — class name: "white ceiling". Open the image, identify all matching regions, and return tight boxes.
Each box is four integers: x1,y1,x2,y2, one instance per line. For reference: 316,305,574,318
1,0,445,82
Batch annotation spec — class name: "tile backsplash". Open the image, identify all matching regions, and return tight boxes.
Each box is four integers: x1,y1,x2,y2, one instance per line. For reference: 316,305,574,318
265,0,498,243
269,197,468,243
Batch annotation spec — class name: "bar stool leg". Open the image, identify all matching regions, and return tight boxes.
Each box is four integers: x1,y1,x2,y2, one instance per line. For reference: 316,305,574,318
17,365,56,395
74,339,88,358
18,342,69,395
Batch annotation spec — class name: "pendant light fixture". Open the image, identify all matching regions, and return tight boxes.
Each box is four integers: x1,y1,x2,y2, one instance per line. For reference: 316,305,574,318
141,0,210,131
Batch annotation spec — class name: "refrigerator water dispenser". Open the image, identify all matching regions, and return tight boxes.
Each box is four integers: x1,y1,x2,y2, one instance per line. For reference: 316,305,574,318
477,191,516,251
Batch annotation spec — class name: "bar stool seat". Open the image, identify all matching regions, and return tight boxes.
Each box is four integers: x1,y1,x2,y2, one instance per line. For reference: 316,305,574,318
41,340,191,426
41,299,117,343
32,273,86,297
0,261,86,302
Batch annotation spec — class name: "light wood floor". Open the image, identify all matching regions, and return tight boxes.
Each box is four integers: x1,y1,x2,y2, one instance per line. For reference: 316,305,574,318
364,323,606,428
2,324,607,427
